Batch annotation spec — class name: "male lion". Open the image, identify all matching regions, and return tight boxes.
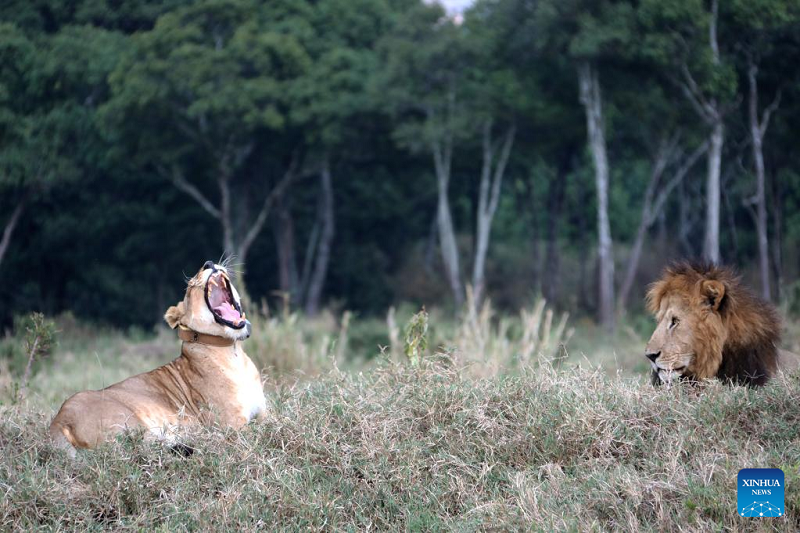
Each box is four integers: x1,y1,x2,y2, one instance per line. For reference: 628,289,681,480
644,261,790,387
50,261,267,455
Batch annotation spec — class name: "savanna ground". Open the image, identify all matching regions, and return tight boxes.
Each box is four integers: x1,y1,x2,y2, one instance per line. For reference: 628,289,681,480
2,302,800,531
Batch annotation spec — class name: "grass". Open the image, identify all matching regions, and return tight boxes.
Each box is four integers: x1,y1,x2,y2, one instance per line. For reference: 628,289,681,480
2,305,800,530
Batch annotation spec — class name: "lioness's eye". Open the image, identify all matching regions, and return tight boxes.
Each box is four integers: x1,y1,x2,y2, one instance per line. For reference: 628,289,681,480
670,316,679,328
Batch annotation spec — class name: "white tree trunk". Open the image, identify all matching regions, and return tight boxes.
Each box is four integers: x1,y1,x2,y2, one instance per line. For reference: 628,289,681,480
704,0,723,264
703,121,723,263
578,61,615,333
471,120,515,309
750,107,769,299
433,138,464,308
748,60,780,301
304,159,335,316
675,0,726,264
0,197,26,271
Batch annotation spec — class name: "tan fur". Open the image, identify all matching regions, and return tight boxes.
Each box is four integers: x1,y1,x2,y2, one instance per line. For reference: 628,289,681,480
645,262,782,387
49,264,266,453
164,301,185,329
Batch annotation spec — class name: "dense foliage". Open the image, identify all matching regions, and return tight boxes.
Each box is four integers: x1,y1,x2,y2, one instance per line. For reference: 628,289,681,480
1,0,799,328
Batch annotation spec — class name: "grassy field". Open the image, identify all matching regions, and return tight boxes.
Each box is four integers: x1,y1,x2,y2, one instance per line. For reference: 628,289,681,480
2,305,800,530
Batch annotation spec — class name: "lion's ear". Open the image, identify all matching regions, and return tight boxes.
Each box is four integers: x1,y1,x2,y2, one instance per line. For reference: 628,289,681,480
700,280,726,311
164,301,186,329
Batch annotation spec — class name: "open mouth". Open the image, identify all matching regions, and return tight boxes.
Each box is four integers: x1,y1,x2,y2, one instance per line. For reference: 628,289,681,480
205,270,246,329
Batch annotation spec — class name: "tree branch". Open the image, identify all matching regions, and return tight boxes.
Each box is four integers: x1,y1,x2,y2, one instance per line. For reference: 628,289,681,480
239,152,300,255
676,65,716,124
709,0,720,65
160,165,221,219
647,139,709,225
0,194,28,270
487,123,516,217
760,89,782,138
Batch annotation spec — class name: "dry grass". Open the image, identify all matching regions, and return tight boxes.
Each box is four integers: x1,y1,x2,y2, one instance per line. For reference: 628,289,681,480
245,302,343,382
451,292,574,378
2,310,800,530
3,360,800,530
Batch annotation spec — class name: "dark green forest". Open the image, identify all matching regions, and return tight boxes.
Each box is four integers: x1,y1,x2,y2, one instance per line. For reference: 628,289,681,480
2,0,800,330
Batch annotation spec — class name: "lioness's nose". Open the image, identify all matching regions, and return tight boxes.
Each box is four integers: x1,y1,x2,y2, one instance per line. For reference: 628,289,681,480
202,260,214,270
645,351,661,363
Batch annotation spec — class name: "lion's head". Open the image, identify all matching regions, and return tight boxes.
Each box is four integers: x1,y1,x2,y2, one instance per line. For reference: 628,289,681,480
645,262,780,387
164,261,251,341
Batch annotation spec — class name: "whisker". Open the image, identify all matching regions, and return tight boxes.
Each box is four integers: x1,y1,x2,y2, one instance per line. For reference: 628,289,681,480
219,253,241,270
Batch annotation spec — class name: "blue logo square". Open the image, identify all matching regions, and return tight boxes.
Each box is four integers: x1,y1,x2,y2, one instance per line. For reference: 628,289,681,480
738,468,784,517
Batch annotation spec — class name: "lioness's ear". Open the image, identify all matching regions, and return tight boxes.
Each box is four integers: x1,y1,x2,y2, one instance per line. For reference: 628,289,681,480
700,280,725,311
164,301,186,329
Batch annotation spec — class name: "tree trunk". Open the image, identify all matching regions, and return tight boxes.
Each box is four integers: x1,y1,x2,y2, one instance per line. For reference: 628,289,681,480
542,175,566,305
218,175,235,258
164,143,293,295
750,113,770,300
703,121,723,263
617,142,671,315
471,120,515,309
0,197,26,271
673,0,725,265
432,135,464,309
769,171,783,301
747,59,781,301
617,138,708,315
578,61,615,333
273,192,299,304
518,176,541,290
304,159,335,316
678,178,695,256
577,191,591,311
423,214,438,277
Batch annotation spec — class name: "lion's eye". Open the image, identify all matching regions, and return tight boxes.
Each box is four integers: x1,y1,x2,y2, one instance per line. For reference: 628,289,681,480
670,316,679,328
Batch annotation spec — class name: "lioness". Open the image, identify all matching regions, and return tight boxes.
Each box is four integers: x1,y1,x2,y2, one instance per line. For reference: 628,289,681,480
50,261,266,454
644,261,796,387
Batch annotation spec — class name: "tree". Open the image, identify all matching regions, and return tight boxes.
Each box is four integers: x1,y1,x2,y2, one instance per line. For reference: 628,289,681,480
378,4,474,308
728,0,799,300
531,0,637,332
102,0,311,290
577,61,615,331
285,0,394,315
0,24,114,270
746,60,780,299
617,134,708,313
464,2,522,309
640,0,739,264
472,119,515,307
0,25,43,270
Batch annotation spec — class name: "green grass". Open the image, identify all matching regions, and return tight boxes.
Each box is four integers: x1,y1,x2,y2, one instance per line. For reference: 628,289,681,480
2,309,800,530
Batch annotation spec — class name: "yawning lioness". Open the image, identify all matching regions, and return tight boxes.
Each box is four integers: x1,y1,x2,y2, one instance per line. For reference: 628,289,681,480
49,261,267,455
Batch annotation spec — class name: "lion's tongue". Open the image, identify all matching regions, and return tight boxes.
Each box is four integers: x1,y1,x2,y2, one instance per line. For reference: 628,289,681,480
214,304,240,323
